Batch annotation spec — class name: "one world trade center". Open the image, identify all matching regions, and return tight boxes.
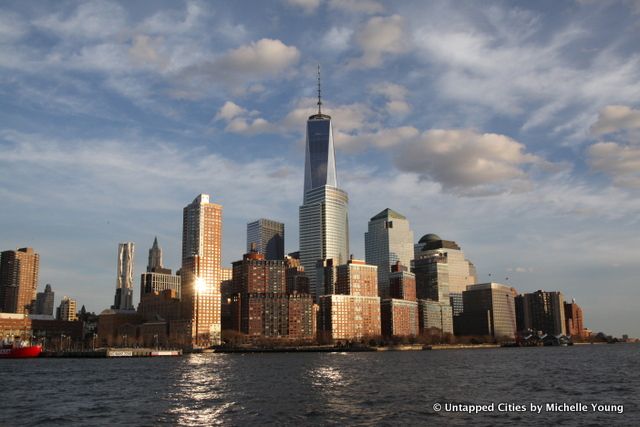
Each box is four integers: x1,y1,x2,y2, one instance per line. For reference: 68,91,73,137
299,66,349,300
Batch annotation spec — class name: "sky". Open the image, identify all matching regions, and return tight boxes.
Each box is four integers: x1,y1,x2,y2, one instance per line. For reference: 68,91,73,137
1,0,639,336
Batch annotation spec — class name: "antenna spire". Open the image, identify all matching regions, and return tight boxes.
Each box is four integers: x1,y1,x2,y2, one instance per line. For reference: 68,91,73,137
317,64,322,114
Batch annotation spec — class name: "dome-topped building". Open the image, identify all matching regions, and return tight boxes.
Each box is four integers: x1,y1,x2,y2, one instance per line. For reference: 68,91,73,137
418,233,442,244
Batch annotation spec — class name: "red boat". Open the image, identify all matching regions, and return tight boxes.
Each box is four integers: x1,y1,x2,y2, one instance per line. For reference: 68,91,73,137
0,343,42,358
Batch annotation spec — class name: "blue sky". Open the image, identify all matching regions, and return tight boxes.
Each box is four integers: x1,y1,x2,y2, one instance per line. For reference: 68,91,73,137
1,0,640,336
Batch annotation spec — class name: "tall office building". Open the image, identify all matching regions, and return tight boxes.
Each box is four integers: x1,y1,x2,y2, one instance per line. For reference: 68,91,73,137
113,243,135,311
413,234,476,315
34,284,55,316
455,283,517,339
299,68,349,298
365,208,414,298
148,237,163,272
181,194,223,347
516,290,566,336
0,248,39,314
247,219,285,260
139,238,181,300
57,296,77,321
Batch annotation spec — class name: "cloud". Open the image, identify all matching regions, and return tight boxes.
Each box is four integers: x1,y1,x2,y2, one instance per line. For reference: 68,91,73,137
0,11,28,41
285,0,322,13
591,105,640,135
328,0,384,14
409,4,640,138
214,101,276,135
322,27,353,52
337,126,419,152
349,15,407,68
33,0,128,39
138,0,208,35
217,38,300,75
182,38,300,93
588,142,640,188
371,82,411,116
394,129,544,195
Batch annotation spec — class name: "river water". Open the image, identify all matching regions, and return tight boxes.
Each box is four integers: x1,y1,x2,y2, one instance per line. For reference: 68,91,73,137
1,344,638,426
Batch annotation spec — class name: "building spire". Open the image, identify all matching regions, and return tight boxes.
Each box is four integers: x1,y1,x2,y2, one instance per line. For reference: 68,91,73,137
317,64,322,114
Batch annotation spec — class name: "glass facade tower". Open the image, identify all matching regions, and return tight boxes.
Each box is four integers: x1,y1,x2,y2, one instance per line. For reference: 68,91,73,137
299,72,349,300
365,208,414,298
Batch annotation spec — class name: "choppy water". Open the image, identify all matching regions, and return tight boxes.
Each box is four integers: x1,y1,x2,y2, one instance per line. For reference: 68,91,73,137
1,344,638,426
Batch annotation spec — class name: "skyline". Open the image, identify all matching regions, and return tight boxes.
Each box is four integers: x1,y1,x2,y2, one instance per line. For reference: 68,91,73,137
1,0,639,336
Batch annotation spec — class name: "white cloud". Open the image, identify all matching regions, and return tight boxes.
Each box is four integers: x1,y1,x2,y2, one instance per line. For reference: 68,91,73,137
0,11,28,41
328,0,384,14
218,38,300,75
337,126,419,151
371,82,411,116
138,0,208,35
322,27,353,52
128,35,169,70
182,38,300,93
394,129,544,195
349,15,407,68
214,101,276,135
33,0,128,39
285,0,322,13
588,142,640,188
409,4,640,137
215,101,247,121
591,105,640,135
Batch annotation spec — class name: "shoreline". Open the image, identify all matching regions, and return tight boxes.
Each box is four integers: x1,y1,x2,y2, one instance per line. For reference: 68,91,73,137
31,341,636,358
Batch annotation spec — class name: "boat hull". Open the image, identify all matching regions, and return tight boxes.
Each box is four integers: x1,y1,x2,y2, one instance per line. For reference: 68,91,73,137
0,345,42,358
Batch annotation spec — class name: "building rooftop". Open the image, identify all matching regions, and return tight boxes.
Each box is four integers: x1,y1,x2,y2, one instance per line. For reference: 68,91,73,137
370,208,407,222
418,233,442,244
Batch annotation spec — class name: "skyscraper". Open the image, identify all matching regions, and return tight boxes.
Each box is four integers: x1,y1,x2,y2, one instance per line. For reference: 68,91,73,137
299,67,349,298
413,234,476,315
247,218,285,260
456,283,517,339
516,290,567,336
57,296,77,321
181,194,223,347
113,243,135,311
0,248,39,314
365,208,414,298
139,238,181,300
148,236,163,272
34,283,55,316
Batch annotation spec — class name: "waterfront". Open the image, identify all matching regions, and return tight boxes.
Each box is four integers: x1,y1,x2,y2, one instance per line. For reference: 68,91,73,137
1,344,638,426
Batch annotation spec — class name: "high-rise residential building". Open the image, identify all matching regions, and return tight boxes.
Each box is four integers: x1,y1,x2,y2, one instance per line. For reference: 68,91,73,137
365,209,414,298
247,219,285,260
381,299,419,338
0,248,39,314
564,299,586,338
113,243,135,311
225,251,314,340
181,194,223,347
34,284,55,316
147,237,163,272
139,238,181,300
516,290,567,336
57,296,77,321
455,283,517,339
413,234,476,316
318,258,381,342
299,68,349,299
388,262,416,301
